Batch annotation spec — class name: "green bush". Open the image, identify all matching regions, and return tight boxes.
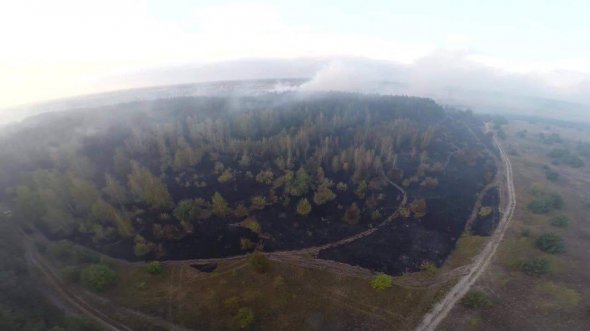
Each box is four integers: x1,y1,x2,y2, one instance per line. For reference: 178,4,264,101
248,253,270,273
235,307,255,329
370,274,393,290
535,233,565,254
145,261,164,275
550,215,570,228
80,264,117,292
519,257,550,277
527,193,564,214
461,290,492,308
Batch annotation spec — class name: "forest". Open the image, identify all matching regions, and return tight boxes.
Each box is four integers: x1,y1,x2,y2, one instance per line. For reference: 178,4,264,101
0,93,496,273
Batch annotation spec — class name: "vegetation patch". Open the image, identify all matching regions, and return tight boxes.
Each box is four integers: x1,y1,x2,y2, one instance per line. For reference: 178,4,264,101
370,274,393,290
461,290,492,309
519,257,550,277
535,233,565,254
80,264,117,292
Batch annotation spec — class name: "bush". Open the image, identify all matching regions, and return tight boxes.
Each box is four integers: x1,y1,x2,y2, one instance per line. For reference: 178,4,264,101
145,261,163,275
527,193,564,214
80,264,117,292
248,252,270,273
550,215,570,228
461,290,492,308
535,233,565,254
520,257,550,277
478,206,492,218
235,307,255,329
370,274,393,290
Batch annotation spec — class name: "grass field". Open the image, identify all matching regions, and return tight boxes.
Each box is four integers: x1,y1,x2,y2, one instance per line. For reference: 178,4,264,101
441,118,590,331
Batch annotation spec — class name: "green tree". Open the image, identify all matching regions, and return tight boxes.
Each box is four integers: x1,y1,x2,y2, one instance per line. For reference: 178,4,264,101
173,200,194,223
211,192,229,217
103,174,129,205
128,162,173,209
313,183,336,205
250,196,267,210
134,235,156,257
255,169,274,185
80,264,117,292
296,198,312,216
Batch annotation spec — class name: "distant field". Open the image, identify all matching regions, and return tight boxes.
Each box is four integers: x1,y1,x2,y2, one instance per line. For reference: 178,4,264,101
441,118,590,330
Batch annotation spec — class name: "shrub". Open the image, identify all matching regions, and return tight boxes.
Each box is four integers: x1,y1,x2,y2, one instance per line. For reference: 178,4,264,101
235,307,255,329
478,206,492,218
370,274,393,290
527,193,564,214
550,215,570,228
520,257,550,277
145,261,163,275
420,261,439,276
371,210,381,220
535,233,565,254
248,252,270,273
461,290,492,308
80,264,117,292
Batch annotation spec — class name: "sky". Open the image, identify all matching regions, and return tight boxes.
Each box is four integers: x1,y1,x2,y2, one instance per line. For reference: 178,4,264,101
2,0,590,108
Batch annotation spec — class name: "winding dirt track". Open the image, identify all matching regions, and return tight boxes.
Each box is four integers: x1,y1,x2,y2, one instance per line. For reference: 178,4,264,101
415,128,516,331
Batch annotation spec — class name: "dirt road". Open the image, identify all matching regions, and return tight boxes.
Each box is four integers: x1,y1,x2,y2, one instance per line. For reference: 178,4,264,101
415,128,516,331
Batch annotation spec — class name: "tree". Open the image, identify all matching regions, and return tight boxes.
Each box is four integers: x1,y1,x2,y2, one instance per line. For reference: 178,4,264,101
134,235,156,257
343,202,361,224
289,167,311,196
370,274,393,290
14,185,45,223
103,174,128,205
313,183,336,205
409,199,427,218
218,168,234,184
211,192,229,217
173,200,194,223
240,217,261,234
355,180,368,199
128,162,173,209
250,196,267,210
296,198,312,216
535,233,565,254
255,169,274,185
80,264,117,292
